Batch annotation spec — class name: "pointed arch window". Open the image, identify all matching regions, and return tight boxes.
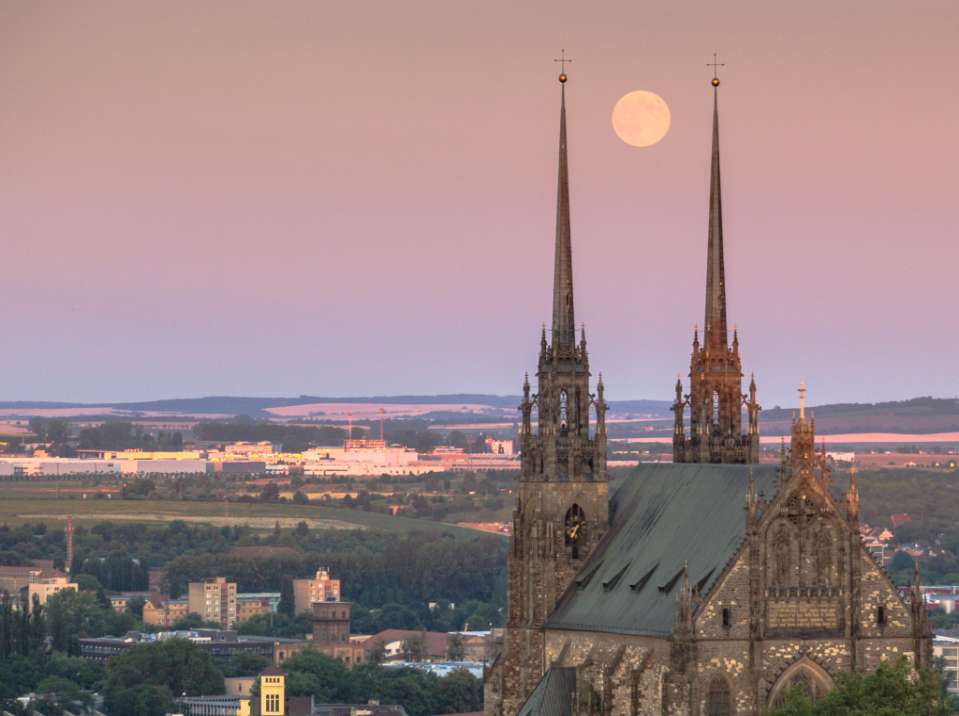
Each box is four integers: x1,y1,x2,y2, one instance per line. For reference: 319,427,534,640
712,390,721,426
706,675,731,716
815,527,834,586
768,658,834,709
559,390,569,431
770,522,794,588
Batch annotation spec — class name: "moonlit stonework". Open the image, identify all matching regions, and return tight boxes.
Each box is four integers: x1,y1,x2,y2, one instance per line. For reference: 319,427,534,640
611,90,671,147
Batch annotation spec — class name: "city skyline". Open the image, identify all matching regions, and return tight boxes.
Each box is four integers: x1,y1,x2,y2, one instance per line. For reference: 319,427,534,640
3,1,956,406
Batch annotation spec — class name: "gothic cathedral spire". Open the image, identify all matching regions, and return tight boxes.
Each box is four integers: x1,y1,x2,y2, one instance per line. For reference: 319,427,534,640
552,82,575,354
704,84,728,351
672,70,760,465
486,66,609,716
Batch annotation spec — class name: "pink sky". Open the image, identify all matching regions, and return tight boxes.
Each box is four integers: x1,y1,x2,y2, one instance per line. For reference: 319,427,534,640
2,1,957,405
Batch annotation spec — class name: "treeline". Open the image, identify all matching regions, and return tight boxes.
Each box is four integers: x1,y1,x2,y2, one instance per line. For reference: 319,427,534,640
72,553,151,592
0,521,507,630
164,530,506,608
0,589,133,709
78,423,184,451
26,418,185,453
0,521,242,574
193,420,344,450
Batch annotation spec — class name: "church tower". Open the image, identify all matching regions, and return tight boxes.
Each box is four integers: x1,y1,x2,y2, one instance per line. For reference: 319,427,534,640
673,71,760,464
485,67,609,716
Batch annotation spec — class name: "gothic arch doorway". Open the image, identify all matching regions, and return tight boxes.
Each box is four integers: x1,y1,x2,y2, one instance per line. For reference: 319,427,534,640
767,657,834,710
705,674,731,716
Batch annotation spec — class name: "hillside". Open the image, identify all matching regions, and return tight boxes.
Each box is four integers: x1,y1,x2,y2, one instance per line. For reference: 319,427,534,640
759,397,959,436
1,395,957,436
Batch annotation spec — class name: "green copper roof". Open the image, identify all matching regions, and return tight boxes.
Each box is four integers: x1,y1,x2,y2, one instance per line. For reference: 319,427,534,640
517,666,575,716
546,463,780,637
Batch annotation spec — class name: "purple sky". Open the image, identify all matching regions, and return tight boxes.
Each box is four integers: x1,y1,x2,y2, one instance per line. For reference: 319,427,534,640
3,1,957,406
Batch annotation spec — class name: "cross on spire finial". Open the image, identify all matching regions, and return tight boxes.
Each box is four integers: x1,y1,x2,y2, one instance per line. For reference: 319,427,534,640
554,49,572,82
707,51,725,86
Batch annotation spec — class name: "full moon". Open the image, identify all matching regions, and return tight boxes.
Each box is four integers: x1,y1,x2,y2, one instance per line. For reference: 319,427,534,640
612,90,671,147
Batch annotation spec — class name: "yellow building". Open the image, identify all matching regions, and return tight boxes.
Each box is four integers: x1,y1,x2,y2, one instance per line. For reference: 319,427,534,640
100,449,204,461
237,595,275,624
259,666,285,716
142,597,189,627
292,568,341,615
0,566,77,607
28,576,78,606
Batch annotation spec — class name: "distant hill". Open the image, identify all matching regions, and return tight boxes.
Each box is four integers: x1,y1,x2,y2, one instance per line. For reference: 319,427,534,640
759,397,959,436
1,395,956,434
0,394,526,417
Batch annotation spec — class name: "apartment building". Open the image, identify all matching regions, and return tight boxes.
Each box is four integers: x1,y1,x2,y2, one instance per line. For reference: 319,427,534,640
188,577,237,629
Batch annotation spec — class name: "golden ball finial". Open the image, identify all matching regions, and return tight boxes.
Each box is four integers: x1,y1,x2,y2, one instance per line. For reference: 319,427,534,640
558,72,567,83
711,77,720,87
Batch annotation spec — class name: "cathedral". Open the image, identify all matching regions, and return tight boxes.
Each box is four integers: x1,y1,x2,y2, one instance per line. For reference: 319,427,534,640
483,70,932,716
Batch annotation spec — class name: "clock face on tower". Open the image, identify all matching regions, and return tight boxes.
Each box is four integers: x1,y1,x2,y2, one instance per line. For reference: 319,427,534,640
564,504,587,554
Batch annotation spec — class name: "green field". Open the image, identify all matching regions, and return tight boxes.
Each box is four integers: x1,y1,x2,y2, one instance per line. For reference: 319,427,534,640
0,488,485,537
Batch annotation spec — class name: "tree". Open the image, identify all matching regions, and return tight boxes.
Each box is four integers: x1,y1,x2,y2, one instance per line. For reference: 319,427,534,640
103,683,173,716
171,613,221,631
769,658,950,716
126,596,146,620
46,419,70,446
0,655,40,700
889,551,916,575
434,668,483,714
280,651,350,702
379,603,422,630
46,590,112,654
446,632,465,661
104,639,223,712
35,675,94,714
222,652,270,678
368,641,387,665
401,633,425,662
73,573,105,593
29,418,48,442
278,578,295,617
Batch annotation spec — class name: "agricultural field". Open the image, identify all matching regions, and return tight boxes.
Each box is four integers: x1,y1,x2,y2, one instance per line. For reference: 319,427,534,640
0,480,484,537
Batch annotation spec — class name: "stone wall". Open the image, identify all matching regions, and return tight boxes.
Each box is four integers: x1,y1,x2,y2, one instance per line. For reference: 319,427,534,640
546,629,671,716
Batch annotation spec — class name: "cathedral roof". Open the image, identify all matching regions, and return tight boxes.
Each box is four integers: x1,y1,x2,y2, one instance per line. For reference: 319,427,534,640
516,665,575,716
545,463,779,637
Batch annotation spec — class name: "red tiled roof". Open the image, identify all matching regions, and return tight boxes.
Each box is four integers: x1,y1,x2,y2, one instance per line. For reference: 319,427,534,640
891,513,913,528
363,629,448,658
0,565,67,579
